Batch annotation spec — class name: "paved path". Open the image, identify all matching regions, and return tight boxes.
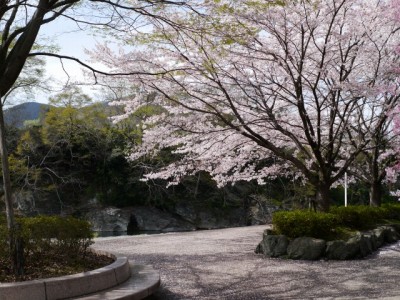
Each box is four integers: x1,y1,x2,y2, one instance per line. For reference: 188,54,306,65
92,225,400,299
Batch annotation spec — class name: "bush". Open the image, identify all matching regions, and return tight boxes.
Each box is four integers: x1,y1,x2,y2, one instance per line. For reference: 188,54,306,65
0,221,10,260
329,205,388,230
0,215,94,268
381,203,400,220
18,216,94,259
272,204,400,241
272,210,339,239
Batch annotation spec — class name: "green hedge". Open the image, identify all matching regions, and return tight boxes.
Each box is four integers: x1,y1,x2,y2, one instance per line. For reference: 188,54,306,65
272,210,339,239
329,205,388,230
0,215,93,263
19,216,94,257
381,203,400,220
272,203,400,239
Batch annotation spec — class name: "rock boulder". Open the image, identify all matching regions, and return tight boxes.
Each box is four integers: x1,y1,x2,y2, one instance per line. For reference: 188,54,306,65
287,237,326,260
255,232,289,258
325,239,359,260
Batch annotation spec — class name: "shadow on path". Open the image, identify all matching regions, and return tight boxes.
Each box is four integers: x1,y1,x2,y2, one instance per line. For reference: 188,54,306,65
93,226,400,300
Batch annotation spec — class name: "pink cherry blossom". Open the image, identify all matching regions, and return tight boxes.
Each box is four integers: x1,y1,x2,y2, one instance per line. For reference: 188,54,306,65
92,0,400,210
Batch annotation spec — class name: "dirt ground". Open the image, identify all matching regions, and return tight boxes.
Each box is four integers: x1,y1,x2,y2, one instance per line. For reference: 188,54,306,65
92,225,400,300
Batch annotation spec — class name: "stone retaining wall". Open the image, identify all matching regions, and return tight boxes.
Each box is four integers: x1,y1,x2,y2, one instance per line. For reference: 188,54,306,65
255,225,400,260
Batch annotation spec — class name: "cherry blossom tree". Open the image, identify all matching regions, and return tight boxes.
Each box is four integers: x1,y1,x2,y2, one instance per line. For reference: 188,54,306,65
94,0,400,211
377,0,400,201
388,100,400,199
346,110,399,206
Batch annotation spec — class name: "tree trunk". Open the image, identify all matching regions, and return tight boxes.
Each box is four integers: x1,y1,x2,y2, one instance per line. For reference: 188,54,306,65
0,106,14,229
316,183,331,212
0,104,23,275
369,181,382,207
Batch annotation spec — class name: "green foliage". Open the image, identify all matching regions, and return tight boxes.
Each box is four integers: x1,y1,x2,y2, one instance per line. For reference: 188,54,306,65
272,210,339,239
0,216,9,260
380,203,400,221
0,216,94,281
0,215,93,260
272,204,400,240
18,216,94,257
329,205,388,230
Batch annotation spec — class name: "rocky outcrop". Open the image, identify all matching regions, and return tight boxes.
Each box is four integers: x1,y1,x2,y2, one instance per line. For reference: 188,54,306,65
8,186,281,232
256,225,400,260
86,206,197,234
247,196,281,225
86,207,131,233
325,239,360,260
130,207,196,232
86,205,250,234
255,230,289,257
287,237,326,260
175,202,248,229
10,190,64,216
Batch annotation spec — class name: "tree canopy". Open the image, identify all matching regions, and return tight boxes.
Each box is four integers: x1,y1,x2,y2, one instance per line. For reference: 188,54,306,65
93,0,400,211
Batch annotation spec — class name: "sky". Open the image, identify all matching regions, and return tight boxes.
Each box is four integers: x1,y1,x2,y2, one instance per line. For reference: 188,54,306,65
34,16,109,104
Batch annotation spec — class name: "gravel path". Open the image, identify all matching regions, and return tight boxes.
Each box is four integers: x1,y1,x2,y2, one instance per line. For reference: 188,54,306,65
92,225,400,300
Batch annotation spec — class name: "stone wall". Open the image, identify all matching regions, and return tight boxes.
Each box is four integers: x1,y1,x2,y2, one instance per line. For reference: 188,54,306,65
255,225,400,260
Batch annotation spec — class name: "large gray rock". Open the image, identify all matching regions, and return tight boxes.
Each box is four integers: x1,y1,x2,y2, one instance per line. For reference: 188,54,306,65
255,233,289,258
131,207,196,232
248,196,281,225
325,239,360,260
174,202,246,229
380,226,400,243
13,191,36,215
373,227,386,248
11,190,64,216
346,233,374,258
175,203,197,223
86,207,131,233
362,232,379,251
287,237,326,260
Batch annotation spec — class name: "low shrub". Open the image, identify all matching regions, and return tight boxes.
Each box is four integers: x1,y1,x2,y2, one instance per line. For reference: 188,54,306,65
381,203,400,220
0,221,9,260
18,216,94,259
329,205,388,230
272,210,339,239
0,215,94,268
272,204,400,241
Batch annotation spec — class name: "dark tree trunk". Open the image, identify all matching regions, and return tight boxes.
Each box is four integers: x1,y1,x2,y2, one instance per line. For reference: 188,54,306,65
0,104,24,275
369,181,382,207
316,183,331,212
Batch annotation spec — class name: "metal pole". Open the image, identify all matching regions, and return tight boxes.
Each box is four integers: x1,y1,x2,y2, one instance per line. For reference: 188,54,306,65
345,172,348,207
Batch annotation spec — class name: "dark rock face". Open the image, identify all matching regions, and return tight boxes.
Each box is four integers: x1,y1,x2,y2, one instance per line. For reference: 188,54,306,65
325,240,359,260
372,228,385,248
381,226,400,243
248,197,281,225
86,207,131,233
255,232,289,257
85,204,250,233
130,207,196,232
11,187,280,232
175,201,263,229
287,237,326,260
86,206,197,233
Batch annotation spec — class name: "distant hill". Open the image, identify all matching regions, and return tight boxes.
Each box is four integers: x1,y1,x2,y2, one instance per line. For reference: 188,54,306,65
4,102,50,128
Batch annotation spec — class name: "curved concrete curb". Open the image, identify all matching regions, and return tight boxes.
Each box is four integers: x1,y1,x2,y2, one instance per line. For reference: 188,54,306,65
0,253,131,300
73,262,161,300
